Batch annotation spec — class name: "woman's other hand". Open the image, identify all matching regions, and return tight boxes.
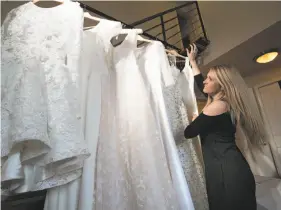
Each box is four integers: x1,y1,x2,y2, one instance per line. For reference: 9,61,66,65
186,44,201,75
186,44,198,62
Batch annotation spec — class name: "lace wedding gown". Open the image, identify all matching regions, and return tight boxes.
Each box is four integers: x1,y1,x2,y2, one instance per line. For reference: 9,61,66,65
163,56,209,210
44,20,123,210
135,42,195,210
95,30,179,210
1,0,89,194
78,20,123,210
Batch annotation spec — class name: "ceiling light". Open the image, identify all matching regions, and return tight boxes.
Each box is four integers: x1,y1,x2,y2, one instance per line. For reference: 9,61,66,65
254,49,279,64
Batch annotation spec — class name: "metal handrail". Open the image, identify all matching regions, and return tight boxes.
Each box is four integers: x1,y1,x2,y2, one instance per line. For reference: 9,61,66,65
195,1,207,39
144,16,178,33
167,31,181,41
130,2,194,26
163,16,178,25
144,23,162,33
129,1,209,54
165,24,179,33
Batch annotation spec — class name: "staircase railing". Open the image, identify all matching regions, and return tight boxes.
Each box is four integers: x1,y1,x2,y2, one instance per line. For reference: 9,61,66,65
78,1,209,54
130,1,209,55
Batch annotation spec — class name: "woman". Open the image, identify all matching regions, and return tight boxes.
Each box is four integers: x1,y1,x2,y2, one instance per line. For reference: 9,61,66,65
185,44,266,210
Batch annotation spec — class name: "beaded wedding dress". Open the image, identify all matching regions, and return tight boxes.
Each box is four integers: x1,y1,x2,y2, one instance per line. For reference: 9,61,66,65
162,56,209,210
135,41,195,210
94,31,180,210
1,0,89,194
44,19,123,210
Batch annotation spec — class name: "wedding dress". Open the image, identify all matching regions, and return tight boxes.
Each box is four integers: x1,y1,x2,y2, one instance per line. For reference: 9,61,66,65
95,30,179,210
1,0,89,194
135,42,195,210
78,20,123,210
44,19,123,210
163,56,209,210
178,57,204,166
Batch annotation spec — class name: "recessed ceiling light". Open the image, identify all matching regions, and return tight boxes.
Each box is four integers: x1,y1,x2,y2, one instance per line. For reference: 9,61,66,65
254,49,279,64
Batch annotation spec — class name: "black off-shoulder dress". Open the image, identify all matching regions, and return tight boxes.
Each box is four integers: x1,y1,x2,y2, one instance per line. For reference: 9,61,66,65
184,74,256,210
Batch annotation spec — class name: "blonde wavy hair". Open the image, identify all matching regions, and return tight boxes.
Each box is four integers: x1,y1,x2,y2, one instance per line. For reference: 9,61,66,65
207,65,267,148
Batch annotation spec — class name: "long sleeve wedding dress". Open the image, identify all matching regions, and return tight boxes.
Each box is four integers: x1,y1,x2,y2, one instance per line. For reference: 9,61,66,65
135,41,195,210
1,0,89,194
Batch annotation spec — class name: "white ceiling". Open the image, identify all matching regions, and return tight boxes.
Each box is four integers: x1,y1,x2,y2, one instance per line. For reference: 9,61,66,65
200,20,281,77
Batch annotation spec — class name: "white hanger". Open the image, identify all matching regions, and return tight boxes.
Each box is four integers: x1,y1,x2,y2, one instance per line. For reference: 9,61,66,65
166,49,186,59
83,12,102,30
137,35,154,43
134,35,186,58
32,0,65,4
111,28,151,47
120,28,143,35
84,12,102,22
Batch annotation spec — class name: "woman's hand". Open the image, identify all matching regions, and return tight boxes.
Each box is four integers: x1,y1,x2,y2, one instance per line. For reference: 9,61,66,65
186,44,198,63
186,44,201,75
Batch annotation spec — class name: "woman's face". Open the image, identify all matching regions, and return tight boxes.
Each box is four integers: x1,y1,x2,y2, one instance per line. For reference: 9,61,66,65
203,70,221,95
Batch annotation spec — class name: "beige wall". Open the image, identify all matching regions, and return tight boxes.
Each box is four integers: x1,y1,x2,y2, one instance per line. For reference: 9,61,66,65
85,1,180,24
198,1,281,65
240,66,281,177
244,67,281,88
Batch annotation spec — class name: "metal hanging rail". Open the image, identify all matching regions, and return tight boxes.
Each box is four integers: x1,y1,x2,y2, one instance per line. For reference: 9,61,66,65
77,1,183,51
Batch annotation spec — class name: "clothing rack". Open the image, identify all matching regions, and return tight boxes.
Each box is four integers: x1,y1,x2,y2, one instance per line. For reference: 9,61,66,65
76,1,183,52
